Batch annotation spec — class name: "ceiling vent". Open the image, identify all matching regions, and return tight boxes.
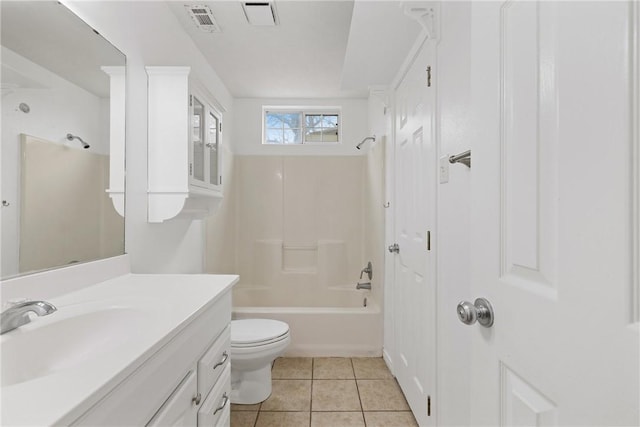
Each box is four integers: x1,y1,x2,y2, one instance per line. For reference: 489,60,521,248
185,5,221,33
242,2,278,26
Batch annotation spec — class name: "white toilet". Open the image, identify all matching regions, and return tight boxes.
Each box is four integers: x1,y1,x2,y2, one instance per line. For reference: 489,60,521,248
230,318,291,404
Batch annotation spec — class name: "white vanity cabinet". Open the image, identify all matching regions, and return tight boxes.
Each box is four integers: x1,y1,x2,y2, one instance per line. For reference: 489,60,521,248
69,285,232,427
147,337,231,427
146,66,224,223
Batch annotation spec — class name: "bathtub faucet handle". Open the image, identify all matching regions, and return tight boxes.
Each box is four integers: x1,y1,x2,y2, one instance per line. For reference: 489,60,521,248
360,261,373,280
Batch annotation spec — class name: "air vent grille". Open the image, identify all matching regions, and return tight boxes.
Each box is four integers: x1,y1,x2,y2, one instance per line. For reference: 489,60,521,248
195,14,214,26
242,1,278,26
185,5,221,33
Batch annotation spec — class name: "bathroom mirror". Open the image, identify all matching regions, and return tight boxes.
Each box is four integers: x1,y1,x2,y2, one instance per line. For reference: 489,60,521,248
1,1,126,279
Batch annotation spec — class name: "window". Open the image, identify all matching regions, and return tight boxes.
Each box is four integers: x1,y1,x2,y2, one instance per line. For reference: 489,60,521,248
264,108,340,145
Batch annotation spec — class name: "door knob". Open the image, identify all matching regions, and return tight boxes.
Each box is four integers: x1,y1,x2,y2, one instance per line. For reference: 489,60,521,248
457,298,494,328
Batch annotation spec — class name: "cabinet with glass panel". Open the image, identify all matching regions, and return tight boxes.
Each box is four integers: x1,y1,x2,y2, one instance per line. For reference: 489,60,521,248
189,90,222,192
146,66,224,223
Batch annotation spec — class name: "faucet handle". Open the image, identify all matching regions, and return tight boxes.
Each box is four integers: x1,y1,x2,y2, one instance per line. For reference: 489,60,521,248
360,261,373,280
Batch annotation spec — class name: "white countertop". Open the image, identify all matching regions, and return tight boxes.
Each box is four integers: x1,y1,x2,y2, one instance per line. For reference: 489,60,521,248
1,273,238,426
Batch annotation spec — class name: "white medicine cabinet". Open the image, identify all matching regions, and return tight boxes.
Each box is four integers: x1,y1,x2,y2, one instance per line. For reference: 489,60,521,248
146,66,224,223
189,91,222,191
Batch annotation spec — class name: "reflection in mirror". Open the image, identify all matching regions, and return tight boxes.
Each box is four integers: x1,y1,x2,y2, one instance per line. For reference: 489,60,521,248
1,2,126,279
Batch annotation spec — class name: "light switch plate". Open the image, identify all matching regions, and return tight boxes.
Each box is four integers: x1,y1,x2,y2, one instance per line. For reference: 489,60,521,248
439,155,449,184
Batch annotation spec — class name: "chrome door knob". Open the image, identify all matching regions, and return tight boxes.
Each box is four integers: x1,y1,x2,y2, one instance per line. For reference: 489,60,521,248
457,301,477,325
457,298,494,328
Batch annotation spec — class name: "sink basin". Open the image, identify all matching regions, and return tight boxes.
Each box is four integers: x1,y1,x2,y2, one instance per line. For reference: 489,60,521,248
1,306,149,387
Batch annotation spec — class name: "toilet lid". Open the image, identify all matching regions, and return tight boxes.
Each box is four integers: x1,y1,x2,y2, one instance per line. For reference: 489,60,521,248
231,319,290,346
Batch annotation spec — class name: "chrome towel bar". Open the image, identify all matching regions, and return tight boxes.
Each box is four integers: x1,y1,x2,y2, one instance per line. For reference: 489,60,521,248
449,150,471,168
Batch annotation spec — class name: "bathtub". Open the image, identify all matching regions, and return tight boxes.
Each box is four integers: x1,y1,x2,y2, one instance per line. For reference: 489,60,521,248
232,287,383,357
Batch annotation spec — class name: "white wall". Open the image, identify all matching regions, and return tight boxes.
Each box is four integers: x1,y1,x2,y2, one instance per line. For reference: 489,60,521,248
233,98,368,156
65,1,234,273
1,47,107,277
435,2,473,425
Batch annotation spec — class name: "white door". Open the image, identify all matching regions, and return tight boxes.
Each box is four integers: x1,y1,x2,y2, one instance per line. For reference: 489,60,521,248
468,1,639,425
393,40,437,426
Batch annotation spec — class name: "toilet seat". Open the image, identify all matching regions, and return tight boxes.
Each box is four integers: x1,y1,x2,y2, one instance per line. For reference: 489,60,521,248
231,319,290,348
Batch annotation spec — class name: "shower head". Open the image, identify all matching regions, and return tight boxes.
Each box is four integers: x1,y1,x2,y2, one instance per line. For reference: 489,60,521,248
356,135,376,150
66,133,90,149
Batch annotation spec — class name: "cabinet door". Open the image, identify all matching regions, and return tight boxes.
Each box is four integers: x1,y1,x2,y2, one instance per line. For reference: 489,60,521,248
147,370,198,427
190,95,206,186
190,91,222,192
206,109,221,188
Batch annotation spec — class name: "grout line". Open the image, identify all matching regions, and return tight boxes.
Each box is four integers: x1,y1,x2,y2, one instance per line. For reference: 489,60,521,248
351,357,367,427
309,357,314,427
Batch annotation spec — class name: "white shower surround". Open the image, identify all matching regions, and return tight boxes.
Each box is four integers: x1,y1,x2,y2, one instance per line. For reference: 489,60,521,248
230,153,385,356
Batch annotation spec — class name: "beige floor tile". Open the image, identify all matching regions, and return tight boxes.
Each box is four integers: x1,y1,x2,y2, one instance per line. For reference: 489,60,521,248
357,380,410,411
272,357,313,379
260,380,311,411
311,379,361,411
311,411,365,427
313,357,354,379
231,403,261,412
230,410,258,427
255,411,310,427
352,358,393,379
364,411,419,427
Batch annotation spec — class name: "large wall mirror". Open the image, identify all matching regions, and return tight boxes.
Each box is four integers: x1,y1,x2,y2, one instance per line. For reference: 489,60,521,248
1,2,126,279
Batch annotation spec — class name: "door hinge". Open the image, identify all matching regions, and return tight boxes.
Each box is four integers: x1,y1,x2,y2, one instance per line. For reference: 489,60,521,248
219,122,223,133
388,243,400,254
189,163,193,176
189,95,193,107
427,230,431,251
427,66,432,87
428,395,431,416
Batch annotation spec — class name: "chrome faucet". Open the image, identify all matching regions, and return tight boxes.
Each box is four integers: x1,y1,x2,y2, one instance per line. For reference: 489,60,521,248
356,282,372,290
360,261,373,280
1,300,57,334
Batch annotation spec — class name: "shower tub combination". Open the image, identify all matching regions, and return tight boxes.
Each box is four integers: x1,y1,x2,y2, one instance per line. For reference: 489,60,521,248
233,286,382,357
232,155,386,357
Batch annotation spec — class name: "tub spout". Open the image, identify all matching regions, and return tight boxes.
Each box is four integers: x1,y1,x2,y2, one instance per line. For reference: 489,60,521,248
356,282,372,290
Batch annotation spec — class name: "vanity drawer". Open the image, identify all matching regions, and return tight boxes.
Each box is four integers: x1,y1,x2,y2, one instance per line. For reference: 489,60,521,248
197,364,231,427
198,325,230,397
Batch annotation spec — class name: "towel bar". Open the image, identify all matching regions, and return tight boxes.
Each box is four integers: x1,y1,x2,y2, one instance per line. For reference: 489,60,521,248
449,150,471,168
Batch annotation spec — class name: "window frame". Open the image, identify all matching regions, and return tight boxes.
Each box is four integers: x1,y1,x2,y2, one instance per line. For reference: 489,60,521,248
262,106,342,146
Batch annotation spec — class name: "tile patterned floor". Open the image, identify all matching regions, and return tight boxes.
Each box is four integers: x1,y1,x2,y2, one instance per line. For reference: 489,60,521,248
230,357,418,427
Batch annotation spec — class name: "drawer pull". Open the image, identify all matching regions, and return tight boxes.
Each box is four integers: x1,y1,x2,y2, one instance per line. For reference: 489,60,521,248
192,392,202,406
213,393,229,415
213,351,228,370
